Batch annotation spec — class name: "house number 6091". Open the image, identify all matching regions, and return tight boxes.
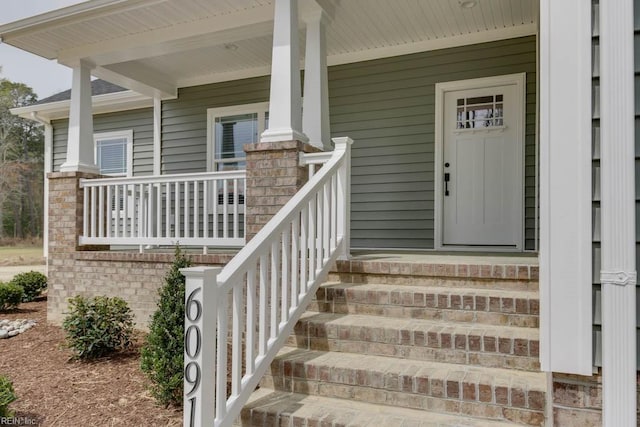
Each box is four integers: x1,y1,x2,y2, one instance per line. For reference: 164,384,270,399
185,287,202,427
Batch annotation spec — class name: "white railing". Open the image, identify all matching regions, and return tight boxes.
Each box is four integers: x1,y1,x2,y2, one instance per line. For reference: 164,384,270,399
181,137,352,427
79,171,246,247
299,151,332,179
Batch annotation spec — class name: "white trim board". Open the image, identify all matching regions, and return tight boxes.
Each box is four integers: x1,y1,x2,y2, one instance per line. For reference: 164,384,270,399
539,0,592,376
434,73,527,253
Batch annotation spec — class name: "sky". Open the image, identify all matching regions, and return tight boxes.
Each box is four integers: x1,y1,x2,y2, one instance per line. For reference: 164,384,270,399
0,0,88,99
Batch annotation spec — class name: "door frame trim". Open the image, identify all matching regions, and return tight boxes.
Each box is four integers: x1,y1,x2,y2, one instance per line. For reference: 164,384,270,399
434,72,527,252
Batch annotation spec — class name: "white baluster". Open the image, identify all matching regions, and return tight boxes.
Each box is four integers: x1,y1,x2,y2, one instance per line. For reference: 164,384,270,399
323,181,330,261
123,184,129,238
300,207,308,295
165,182,171,239
184,181,190,239
281,228,290,322
98,186,104,238
138,184,144,238
271,241,280,337
291,217,300,306
194,180,199,239
83,186,89,238
156,184,162,238
175,182,180,239
233,179,239,239
259,254,268,356
308,197,316,286
91,187,97,238
223,180,229,238
216,299,228,420
106,185,112,238
316,190,323,270
213,180,219,239
114,185,120,238
231,282,243,397
147,183,153,238
203,180,209,239
246,267,256,376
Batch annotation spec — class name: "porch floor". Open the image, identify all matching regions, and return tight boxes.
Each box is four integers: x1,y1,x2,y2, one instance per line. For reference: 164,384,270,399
350,250,539,266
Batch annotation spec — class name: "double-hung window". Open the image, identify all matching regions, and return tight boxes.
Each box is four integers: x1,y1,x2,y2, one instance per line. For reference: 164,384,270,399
94,130,133,177
206,102,269,172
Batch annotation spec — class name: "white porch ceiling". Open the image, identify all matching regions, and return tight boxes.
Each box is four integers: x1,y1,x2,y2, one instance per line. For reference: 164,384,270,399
0,0,538,98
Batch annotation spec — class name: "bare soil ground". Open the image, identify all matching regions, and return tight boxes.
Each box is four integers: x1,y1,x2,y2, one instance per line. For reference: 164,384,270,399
0,299,182,426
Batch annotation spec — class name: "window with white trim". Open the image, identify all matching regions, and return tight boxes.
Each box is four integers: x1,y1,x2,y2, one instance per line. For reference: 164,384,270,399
207,102,269,172
94,130,133,177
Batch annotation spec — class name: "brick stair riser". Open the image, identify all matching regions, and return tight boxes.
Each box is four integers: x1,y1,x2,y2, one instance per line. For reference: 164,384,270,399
326,275,538,292
260,363,544,427
309,287,539,328
239,406,461,427
289,322,539,372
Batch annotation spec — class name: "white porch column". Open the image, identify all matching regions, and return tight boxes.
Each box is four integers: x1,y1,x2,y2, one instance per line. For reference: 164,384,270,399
539,0,592,375
302,10,331,151
600,0,637,425
261,0,308,143
60,60,98,173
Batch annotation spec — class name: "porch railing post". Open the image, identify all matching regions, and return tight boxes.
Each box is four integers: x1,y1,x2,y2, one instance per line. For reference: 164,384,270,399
333,137,353,260
181,266,221,427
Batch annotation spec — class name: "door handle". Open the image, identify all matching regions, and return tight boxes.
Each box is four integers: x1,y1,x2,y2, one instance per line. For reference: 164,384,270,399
444,173,450,196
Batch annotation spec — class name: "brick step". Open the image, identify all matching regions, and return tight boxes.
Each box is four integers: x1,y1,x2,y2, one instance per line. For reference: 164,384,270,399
309,282,539,328
239,388,527,427
260,347,545,426
326,272,539,292
328,258,539,292
288,312,540,372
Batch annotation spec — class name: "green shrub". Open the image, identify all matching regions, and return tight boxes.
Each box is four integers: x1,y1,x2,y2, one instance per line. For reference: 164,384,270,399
0,375,17,417
140,247,192,406
0,283,24,311
10,271,47,302
63,295,134,359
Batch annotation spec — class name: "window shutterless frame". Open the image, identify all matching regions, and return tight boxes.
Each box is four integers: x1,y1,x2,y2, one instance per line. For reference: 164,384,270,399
206,102,269,172
93,130,133,177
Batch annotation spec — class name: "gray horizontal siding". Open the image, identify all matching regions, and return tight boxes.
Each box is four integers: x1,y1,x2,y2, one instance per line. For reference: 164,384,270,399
592,0,640,369
52,37,538,252
51,108,154,176
329,36,537,249
161,79,270,175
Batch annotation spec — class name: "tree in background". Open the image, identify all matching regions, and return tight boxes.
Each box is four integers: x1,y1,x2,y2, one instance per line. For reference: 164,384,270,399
0,69,44,240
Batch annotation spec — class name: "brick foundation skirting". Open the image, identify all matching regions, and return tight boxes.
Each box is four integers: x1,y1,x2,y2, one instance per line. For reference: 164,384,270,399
552,371,640,425
47,251,234,329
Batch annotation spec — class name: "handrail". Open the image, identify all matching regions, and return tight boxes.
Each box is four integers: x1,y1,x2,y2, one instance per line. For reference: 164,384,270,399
79,170,245,186
181,136,353,427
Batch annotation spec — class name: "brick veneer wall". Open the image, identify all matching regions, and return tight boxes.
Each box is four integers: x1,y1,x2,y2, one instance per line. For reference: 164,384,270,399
552,371,640,425
244,140,320,241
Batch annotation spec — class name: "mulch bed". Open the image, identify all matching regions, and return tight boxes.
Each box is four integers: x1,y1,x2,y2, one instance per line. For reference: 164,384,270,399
0,299,182,426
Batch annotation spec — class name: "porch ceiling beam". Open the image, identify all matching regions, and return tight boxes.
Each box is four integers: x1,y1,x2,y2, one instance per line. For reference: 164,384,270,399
91,65,177,99
57,4,274,67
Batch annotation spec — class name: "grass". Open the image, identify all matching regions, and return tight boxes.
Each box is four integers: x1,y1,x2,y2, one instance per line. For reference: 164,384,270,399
0,244,44,266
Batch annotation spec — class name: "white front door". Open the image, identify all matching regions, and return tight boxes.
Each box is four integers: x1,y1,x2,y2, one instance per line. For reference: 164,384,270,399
439,75,524,248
